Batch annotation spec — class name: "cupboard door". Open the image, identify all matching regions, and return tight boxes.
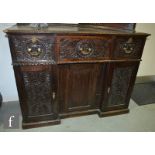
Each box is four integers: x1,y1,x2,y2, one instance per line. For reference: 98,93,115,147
102,62,139,111
14,65,59,123
59,64,106,113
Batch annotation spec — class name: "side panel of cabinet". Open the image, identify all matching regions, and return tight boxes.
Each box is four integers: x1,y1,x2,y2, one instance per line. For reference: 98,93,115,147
58,63,106,115
101,61,140,112
13,65,59,124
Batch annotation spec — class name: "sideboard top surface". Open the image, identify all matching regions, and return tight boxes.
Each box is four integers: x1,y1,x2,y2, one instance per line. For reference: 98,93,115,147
4,24,150,36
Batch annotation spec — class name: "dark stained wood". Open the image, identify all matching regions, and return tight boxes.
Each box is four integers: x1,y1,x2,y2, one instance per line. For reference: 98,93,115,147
98,108,129,117
13,65,60,127
100,61,140,112
60,109,99,119
112,36,147,59
5,23,149,129
58,63,106,114
57,35,112,62
22,119,60,129
4,24,150,36
8,34,56,66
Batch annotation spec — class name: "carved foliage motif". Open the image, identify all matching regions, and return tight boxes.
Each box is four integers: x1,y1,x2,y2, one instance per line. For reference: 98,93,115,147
23,71,53,116
114,37,143,58
12,36,55,63
59,39,110,59
108,67,133,106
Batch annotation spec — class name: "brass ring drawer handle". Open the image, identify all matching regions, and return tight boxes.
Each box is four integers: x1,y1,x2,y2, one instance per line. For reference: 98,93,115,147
27,47,42,57
122,43,134,54
79,47,92,55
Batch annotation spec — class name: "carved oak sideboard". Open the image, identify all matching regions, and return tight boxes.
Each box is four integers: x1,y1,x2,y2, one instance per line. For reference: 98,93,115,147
4,24,149,129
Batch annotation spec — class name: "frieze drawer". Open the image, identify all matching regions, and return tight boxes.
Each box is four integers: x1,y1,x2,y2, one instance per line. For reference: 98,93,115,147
57,36,112,62
9,35,56,65
113,36,145,59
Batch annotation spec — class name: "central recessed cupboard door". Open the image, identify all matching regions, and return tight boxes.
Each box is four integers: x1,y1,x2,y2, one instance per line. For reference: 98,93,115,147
59,64,106,113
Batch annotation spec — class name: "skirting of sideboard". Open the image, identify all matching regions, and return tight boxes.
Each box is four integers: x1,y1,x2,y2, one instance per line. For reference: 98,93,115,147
22,108,129,129
59,109,99,119
98,108,129,117
22,119,61,129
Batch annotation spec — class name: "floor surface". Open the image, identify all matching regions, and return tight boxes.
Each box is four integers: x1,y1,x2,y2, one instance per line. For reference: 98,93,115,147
132,82,155,105
0,100,155,132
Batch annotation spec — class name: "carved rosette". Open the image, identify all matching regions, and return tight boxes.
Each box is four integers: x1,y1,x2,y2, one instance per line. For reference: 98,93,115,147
12,36,55,65
59,38,109,59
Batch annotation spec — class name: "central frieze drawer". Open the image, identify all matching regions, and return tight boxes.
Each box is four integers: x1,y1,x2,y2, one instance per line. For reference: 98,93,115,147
9,35,55,64
57,36,112,62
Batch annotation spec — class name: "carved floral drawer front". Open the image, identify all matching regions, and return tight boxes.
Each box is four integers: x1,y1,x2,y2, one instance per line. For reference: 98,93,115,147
113,36,145,59
57,36,112,61
11,35,55,65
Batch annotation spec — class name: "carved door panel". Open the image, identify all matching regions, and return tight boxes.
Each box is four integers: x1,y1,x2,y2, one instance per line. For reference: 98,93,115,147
59,64,105,113
102,62,139,111
14,65,59,123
